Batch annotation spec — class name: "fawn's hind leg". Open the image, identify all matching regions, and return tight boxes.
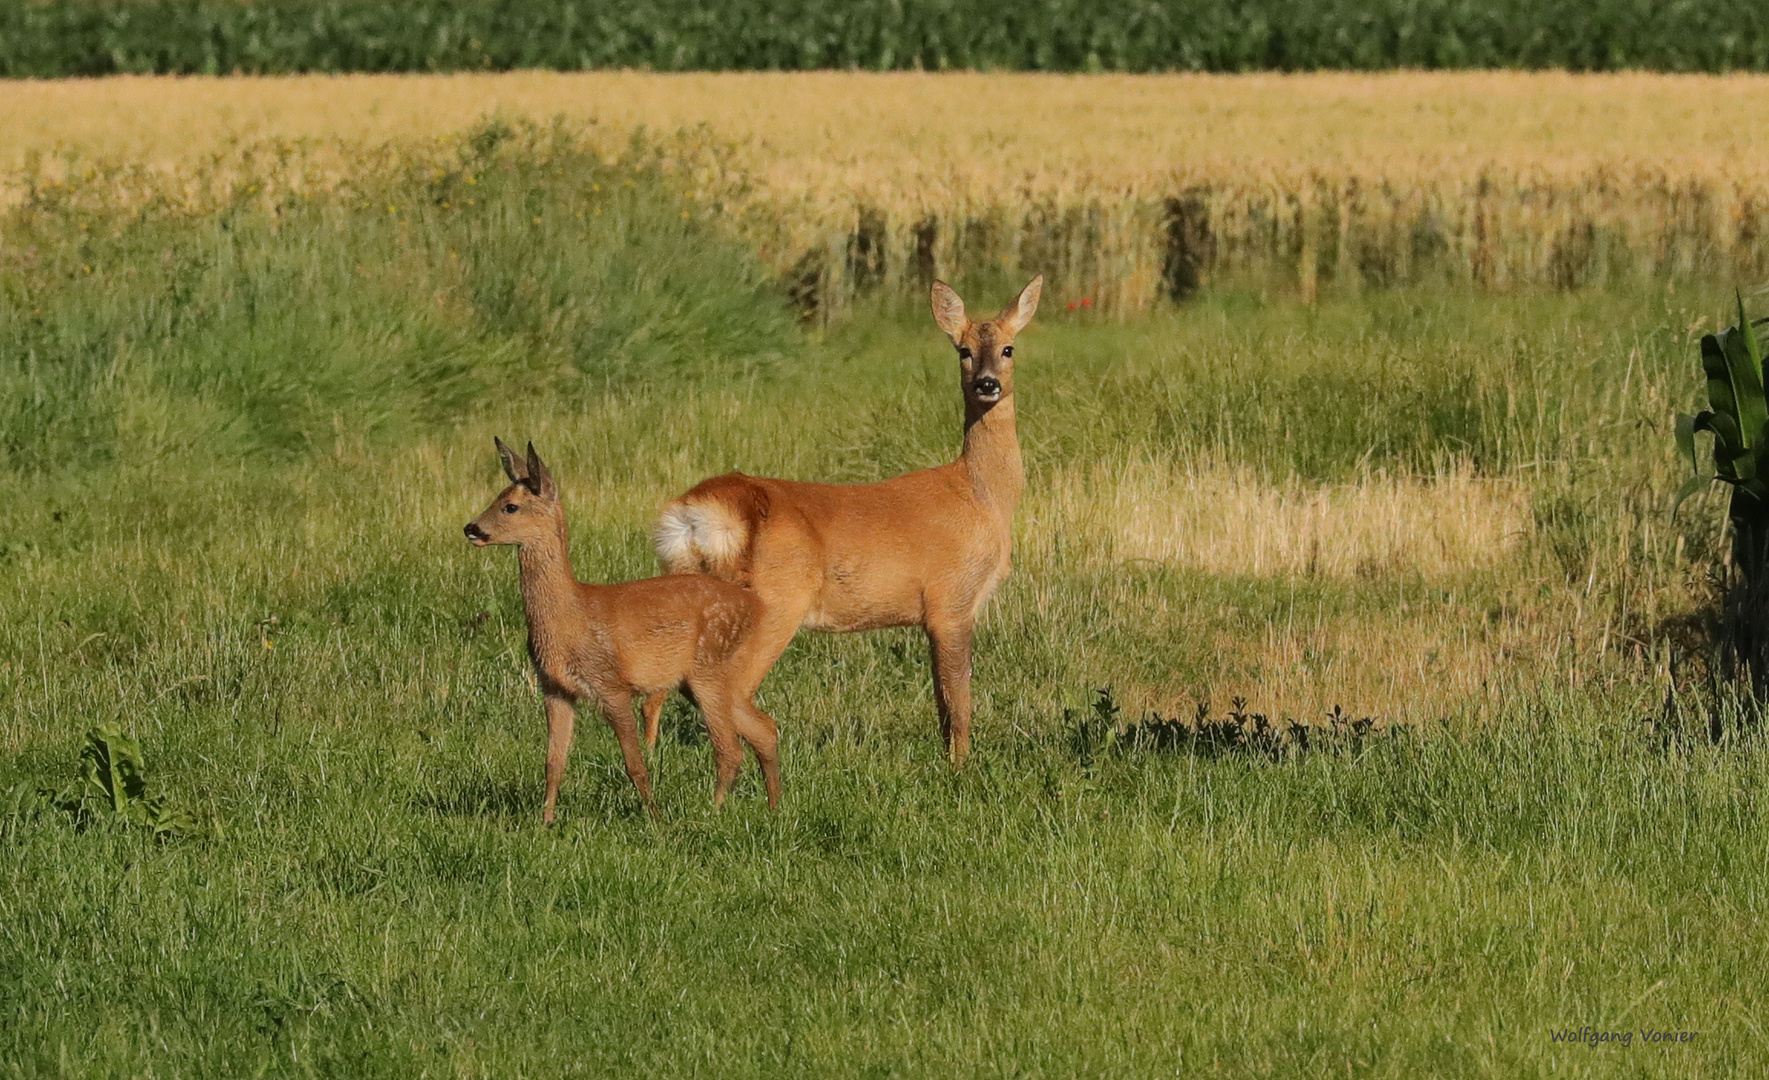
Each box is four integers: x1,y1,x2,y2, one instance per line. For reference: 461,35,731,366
686,679,745,809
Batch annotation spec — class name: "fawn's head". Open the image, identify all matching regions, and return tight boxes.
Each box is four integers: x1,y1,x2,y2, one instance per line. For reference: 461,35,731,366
464,438,560,546
930,275,1042,410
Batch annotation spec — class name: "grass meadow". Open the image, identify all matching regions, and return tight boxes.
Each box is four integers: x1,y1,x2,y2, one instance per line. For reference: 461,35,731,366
1,120,1766,1076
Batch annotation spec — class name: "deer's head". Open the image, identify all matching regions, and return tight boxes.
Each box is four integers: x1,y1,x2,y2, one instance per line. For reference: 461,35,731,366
930,275,1042,411
464,438,561,546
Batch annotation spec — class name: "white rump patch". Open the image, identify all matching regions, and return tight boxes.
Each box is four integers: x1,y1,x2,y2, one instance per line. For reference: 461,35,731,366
653,500,746,573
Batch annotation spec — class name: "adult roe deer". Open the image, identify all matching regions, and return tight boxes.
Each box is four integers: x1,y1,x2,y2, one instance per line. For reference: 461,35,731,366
652,275,1042,763
465,439,782,823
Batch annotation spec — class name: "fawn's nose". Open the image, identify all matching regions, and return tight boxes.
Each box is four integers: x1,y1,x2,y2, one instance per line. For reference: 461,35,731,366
464,522,488,543
973,376,1002,401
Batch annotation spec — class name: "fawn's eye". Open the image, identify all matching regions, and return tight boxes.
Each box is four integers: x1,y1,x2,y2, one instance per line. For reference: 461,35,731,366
958,347,972,360
503,503,519,514
1002,346,1013,358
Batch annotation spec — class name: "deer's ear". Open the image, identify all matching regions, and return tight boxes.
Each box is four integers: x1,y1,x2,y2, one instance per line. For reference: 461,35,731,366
930,280,969,343
525,442,556,498
496,437,526,484
998,274,1043,334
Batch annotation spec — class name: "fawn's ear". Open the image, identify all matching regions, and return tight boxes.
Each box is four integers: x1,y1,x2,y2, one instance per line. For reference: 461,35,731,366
930,280,969,343
998,275,1043,335
525,442,556,499
496,437,526,484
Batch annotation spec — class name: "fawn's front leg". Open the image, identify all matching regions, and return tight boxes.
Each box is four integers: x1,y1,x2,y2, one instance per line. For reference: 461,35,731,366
542,693,577,825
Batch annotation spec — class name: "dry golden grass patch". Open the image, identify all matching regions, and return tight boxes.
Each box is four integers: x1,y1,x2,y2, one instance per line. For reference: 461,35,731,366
1024,456,1653,725
1212,593,1629,728
1033,457,1532,581
1085,457,1531,579
1043,555,1640,730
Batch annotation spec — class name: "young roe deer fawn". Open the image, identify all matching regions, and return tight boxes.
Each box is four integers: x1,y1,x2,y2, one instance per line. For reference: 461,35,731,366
464,439,782,823
652,276,1042,764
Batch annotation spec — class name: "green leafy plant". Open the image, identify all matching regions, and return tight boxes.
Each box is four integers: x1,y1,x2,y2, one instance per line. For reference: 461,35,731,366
3,725,191,836
1675,295,1769,702
1674,296,1769,511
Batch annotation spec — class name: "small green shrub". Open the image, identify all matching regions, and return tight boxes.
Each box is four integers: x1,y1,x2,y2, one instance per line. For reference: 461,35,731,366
1071,687,1384,766
1675,297,1769,700
5,724,192,836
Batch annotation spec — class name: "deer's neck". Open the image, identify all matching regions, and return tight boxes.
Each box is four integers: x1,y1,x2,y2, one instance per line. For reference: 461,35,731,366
516,521,586,669
960,396,1023,518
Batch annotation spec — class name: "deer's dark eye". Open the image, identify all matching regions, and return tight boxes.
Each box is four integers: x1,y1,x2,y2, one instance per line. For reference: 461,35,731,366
958,347,973,360
503,503,519,514
1002,346,1014,358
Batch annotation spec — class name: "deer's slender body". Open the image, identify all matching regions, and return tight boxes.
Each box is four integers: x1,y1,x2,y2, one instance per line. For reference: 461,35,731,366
653,277,1042,762
466,440,782,823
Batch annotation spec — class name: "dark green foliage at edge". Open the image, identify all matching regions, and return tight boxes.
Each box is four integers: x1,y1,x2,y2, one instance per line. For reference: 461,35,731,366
4,0,1769,78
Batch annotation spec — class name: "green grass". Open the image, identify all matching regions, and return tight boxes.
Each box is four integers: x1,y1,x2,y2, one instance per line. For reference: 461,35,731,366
1,131,1763,1076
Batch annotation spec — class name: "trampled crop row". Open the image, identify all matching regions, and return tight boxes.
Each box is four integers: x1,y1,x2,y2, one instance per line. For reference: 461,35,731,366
4,0,1769,78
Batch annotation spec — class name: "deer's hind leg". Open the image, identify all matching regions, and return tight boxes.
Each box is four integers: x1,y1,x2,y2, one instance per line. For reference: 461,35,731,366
685,677,745,809
726,563,816,706
715,601,794,810
730,697,782,809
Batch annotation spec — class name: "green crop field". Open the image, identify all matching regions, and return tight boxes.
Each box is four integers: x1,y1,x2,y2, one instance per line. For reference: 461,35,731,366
3,0,1769,77
1,124,1762,1076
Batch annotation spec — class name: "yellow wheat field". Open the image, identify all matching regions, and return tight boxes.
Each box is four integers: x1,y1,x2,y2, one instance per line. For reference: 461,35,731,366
8,71,1769,194
9,71,1769,308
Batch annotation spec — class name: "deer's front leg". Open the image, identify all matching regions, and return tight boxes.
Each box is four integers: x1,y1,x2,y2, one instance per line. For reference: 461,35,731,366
542,693,577,825
927,620,975,765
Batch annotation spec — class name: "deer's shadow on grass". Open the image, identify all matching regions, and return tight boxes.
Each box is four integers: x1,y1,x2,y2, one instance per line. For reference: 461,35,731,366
409,762,659,825
410,774,533,821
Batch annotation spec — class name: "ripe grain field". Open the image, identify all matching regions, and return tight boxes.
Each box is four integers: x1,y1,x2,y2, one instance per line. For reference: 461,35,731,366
11,72,1769,313
0,85,1764,1076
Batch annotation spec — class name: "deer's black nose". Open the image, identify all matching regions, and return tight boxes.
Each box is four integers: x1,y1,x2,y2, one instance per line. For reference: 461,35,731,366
464,522,488,542
974,376,1002,400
